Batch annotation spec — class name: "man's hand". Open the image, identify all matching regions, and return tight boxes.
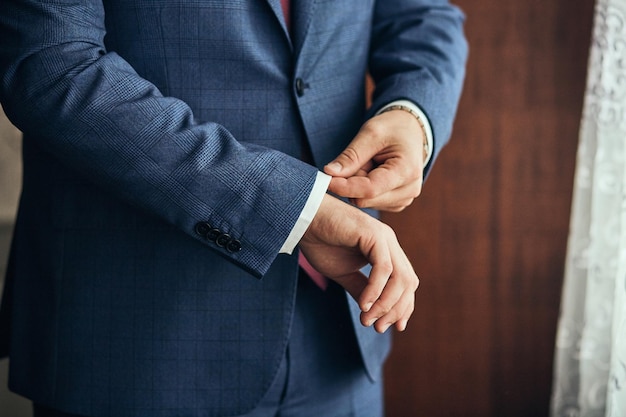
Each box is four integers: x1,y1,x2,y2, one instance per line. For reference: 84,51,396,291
324,109,426,212
300,194,419,333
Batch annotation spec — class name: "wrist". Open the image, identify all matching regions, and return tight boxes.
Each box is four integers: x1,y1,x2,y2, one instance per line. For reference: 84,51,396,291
378,105,429,162
376,100,434,167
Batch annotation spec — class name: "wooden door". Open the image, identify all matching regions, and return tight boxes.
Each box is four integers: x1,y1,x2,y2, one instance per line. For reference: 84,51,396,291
382,1,595,416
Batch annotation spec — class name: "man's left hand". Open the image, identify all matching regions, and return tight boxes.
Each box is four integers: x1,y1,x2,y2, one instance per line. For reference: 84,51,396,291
324,109,426,212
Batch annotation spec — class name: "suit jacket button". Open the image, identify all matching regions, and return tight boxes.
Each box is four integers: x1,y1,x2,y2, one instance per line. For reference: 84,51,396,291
295,78,307,96
226,239,242,253
194,222,212,237
216,233,231,248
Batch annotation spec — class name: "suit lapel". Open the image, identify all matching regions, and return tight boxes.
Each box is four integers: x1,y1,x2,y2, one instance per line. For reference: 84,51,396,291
291,0,317,56
265,0,317,55
265,0,292,46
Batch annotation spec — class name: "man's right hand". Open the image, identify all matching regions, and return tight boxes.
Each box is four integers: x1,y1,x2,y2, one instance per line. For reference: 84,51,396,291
299,194,419,333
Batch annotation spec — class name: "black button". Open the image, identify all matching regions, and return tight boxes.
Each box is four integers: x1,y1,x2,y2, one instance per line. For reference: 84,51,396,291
206,228,221,241
295,78,307,96
226,239,242,253
194,222,212,237
216,233,231,248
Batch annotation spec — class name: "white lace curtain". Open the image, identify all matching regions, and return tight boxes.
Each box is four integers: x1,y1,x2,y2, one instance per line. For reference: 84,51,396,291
550,0,626,415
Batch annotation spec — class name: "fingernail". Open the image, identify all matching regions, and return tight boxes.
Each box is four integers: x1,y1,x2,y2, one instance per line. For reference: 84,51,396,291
362,302,372,312
326,161,342,173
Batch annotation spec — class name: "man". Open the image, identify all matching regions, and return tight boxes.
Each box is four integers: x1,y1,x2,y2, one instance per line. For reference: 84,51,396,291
0,1,467,416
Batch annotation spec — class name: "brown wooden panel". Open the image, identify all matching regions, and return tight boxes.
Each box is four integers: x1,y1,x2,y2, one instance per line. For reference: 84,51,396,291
382,1,595,416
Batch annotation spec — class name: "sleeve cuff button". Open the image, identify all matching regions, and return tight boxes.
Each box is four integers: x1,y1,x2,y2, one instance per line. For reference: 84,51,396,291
194,222,212,237
226,239,242,253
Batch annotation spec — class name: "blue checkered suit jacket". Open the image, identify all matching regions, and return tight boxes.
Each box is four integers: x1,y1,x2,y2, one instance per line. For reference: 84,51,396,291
0,0,467,415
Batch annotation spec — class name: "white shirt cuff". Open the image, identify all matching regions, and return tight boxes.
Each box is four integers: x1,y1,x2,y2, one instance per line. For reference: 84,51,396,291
377,99,434,167
279,171,332,254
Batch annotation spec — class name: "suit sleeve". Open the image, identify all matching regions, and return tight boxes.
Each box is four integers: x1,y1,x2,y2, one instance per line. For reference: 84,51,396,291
0,0,317,278
369,0,468,175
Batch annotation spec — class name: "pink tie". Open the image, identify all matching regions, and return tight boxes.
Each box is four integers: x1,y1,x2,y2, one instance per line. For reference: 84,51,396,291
298,252,328,290
280,0,291,30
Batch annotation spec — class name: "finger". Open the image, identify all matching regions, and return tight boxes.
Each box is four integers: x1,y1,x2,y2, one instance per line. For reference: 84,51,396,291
356,223,412,313
354,159,375,176
394,292,417,332
349,182,422,211
328,162,421,201
331,271,369,303
360,272,406,329
363,160,421,195
324,134,381,178
327,169,398,199
361,250,418,330
357,242,393,314
365,275,418,333
375,288,416,333
394,299,415,332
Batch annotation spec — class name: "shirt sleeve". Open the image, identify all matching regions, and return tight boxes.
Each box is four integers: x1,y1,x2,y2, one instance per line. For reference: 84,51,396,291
279,171,332,254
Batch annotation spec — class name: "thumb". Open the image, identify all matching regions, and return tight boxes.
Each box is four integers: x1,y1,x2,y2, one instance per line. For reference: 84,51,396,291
324,133,378,178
